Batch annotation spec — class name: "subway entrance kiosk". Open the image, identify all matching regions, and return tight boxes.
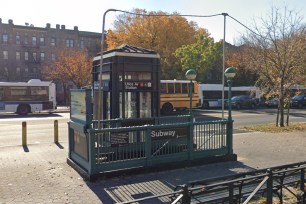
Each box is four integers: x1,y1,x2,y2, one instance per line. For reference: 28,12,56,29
68,44,236,180
92,44,160,124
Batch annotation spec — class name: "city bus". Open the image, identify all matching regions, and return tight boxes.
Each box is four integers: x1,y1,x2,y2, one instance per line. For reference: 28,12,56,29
198,83,260,109
160,80,199,114
0,79,56,115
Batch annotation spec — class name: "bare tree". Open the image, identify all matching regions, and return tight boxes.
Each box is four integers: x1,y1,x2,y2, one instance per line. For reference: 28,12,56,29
242,6,306,127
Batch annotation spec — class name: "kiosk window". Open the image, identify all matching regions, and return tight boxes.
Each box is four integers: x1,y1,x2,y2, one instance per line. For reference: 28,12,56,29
140,92,151,118
125,72,151,80
106,92,111,119
119,92,123,118
125,92,137,118
98,72,110,80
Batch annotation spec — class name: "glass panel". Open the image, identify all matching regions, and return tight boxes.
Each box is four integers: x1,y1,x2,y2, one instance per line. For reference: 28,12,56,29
140,92,151,118
182,83,188,94
161,83,167,93
124,72,151,80
3,51,8,59
32,37,36,46
168,83,174,94
175,83,181,93
51,37,56,46
25,52,29,60
125,92,137,118
11,87,27,96
98,72,110,80
16,52,20,60
106,92,111,119
119,92,123,118
16,35,20,44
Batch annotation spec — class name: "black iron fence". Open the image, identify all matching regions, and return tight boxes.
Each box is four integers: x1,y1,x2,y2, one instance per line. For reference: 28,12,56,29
119,161,306,204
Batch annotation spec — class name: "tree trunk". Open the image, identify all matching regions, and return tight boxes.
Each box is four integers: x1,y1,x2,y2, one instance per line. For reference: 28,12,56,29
286,102,290,126
276,106,279,127
279,85,285,127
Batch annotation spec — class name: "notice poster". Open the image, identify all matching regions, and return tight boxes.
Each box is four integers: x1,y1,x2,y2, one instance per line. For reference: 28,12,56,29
70,90,90,124
111,132,129,147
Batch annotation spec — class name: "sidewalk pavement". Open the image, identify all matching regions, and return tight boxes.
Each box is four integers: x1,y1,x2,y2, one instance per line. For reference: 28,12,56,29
0,131,305,203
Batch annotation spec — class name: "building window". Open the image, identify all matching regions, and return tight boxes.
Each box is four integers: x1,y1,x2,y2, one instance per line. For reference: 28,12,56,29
2,34,8,44
40,37,45,46
80,40,85,49
32,36,37,46
16,35,20,44
51,53,56,61
25,67,29,73
3,51,8,59
50,37,56,46
33,68,37,73
24,36,28,45
66,39,74,48
4,67,8,76
40,52,45,61
33,52,37,61
16,51,20,60
16,67,21,75
25,52,29,61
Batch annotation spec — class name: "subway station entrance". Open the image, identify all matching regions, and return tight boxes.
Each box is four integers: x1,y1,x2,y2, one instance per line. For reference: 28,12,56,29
92,44,160,123
67,45,236,180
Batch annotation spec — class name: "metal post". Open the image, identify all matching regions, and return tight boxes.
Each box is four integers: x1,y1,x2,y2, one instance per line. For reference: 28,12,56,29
266,169,273,204
221,13,228,119
22,121,27,146
181,184,191,204
189,80,193,117
54,120,58,143
97,9,117,129
300,168,305,202
227,79,233,154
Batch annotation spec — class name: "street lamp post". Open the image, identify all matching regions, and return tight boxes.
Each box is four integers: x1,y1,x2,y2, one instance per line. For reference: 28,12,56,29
224,67,236,154
185,69,197,118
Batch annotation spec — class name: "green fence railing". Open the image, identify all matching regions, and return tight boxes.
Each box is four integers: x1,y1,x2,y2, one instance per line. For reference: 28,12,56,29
68,119,233,179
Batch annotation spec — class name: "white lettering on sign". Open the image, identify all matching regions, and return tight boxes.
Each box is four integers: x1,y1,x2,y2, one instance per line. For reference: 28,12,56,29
151,130,176,138
125,82,138,90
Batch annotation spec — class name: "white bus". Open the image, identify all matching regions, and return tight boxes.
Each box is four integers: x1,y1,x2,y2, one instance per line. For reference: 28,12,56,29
0,79,56,115
198,83,260,108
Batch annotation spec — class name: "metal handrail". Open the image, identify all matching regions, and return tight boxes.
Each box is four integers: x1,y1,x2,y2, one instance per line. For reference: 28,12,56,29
117,161,306,204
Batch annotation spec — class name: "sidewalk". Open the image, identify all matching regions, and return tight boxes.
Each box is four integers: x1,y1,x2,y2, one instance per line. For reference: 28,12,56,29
0,131,305,203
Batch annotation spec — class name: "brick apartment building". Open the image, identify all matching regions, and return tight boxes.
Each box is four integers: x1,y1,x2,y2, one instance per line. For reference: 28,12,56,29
0,18,101,104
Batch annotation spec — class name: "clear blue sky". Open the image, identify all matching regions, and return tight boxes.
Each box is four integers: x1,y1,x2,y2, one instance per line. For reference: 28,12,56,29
1,0,305,44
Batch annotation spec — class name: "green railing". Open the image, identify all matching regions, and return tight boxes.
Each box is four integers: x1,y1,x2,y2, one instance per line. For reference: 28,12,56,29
68,118,232,179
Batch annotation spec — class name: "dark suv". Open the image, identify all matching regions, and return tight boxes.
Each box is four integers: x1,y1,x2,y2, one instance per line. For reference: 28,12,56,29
291,94,306,109
230,95,257,109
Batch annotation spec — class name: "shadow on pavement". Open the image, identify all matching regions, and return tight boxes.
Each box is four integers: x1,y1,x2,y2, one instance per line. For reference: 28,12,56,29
0,112,63,119
85,160,256,203
23,145,29,152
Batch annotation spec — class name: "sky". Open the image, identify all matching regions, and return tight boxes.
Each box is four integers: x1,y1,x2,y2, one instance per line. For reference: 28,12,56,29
1,0,305,44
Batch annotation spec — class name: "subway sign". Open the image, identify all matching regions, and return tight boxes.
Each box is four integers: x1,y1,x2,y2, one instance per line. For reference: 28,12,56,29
124,81,152,90
151,127,188,140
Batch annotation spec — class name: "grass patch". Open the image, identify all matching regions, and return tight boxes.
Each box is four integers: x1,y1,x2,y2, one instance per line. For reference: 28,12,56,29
241,122,306,133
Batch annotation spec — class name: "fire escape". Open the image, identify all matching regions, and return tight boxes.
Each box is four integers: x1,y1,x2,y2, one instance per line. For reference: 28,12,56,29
22,39,41,81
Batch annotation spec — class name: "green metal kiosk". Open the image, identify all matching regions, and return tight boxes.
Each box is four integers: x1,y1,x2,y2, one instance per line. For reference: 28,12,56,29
92,44,160,123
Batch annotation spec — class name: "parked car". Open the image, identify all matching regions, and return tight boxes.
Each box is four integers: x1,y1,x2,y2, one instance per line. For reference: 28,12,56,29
230,95,257,109
265,97,279,108
291,94,306,109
